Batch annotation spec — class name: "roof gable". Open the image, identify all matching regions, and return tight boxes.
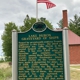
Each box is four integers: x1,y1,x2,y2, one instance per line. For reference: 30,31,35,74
68,30,80,45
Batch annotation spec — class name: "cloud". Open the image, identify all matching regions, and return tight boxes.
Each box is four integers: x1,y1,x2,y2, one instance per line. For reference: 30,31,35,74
0,30,3,56
0,0,80,55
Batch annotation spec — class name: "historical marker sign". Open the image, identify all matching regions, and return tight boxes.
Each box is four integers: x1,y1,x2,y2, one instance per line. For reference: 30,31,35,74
12,22,70,80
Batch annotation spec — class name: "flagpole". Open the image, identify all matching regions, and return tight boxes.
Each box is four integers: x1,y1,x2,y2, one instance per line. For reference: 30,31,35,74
36,0,38,22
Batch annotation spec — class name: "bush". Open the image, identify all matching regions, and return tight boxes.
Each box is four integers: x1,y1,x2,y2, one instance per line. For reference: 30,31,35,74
0,67,12,80
0,58,5,63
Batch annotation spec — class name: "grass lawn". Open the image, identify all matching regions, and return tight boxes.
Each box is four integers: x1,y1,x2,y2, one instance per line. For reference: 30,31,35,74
0,62,12,80
70,69,80,80
70,65,80,80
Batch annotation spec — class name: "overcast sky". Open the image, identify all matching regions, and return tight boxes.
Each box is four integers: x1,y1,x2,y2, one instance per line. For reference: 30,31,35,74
0,0,80,56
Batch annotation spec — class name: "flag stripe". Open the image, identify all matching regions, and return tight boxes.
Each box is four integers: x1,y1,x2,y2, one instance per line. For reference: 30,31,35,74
37,0,56,9
46,2,56,9
37,0,50,3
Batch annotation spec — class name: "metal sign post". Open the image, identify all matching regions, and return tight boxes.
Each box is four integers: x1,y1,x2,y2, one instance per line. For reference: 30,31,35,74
63,27,70,80
12,30,18,80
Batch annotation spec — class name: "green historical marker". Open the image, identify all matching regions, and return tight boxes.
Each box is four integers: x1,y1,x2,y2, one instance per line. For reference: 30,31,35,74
12,22,70,80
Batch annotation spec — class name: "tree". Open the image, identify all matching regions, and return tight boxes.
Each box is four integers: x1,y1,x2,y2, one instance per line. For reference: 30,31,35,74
19,15,53,32
19,15,36,32
69,14,80,36
1,22,19,60
1,15,53,60
57,19,63,28
58,14,80,36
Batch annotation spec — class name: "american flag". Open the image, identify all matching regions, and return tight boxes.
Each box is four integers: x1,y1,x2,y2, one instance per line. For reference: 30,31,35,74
37,0,56,9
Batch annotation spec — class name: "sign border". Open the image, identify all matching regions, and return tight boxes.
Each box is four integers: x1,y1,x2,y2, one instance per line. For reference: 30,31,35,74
12,27,70,80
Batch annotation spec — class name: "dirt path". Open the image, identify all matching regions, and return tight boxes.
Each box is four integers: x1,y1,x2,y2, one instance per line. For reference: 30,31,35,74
70,67,80,71
0,62,10,69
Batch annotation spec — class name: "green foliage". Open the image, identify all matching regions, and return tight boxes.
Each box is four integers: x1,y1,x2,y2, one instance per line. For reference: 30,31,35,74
1,15,53,58
1,22,19,59
19,16,36,32
69,14,80,36
0,67,12,80
5,56,12,61
44,19,53,30
57,19,63,28
58,14,80,36
0,59,5,63
19,15,53,32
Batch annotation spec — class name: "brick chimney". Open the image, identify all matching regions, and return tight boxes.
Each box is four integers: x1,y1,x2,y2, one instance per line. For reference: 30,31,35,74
63,10,68,28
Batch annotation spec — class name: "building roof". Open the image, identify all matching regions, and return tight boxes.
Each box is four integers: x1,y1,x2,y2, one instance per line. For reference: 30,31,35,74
68,30,80,45
55,28,80,45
